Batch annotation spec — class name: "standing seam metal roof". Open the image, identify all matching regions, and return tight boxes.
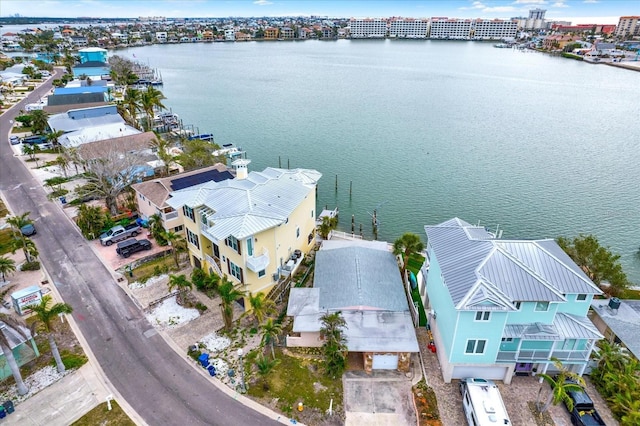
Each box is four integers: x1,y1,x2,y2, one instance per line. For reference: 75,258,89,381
167,168,321,240
425,218,602,310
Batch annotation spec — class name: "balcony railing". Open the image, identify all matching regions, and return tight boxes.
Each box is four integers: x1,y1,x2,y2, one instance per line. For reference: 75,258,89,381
497,348,590,363
163,211,179,221
246,249,270,273
204,254,223,277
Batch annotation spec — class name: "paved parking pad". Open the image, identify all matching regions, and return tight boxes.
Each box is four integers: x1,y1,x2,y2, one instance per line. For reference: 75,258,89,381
343,371,416,426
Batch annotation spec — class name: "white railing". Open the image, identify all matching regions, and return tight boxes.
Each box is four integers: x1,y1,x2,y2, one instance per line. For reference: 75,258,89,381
246,248,270,273
328,230,363,240
163,211,179,221
205,254,223,277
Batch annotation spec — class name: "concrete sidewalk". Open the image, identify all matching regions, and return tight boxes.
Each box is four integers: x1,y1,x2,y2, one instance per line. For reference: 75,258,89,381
3,364,108,425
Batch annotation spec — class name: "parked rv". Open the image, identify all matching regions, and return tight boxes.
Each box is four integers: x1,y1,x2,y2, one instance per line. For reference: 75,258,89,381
459,378,511,426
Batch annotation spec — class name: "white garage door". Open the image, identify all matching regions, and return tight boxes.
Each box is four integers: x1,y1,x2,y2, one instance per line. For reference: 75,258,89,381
452,366,508,381
372,354,399,370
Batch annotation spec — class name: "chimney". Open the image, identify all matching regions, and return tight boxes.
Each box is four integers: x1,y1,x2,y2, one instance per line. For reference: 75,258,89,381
231,158,251,180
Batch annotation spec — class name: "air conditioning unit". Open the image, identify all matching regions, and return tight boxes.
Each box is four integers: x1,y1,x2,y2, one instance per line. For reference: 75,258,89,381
272,273,279,281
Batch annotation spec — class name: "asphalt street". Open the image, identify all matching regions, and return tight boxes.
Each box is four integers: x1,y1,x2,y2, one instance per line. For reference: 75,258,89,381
0,69,280,425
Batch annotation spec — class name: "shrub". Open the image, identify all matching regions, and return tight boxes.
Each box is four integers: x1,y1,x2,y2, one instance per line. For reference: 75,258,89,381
21,261,41,271
187,345,202,361
195,302,208,313
191,268,207,290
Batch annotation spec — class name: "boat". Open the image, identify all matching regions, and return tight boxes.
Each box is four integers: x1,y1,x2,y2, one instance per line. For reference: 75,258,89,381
212,143,245,161
188,133,215,142
494,43,511,48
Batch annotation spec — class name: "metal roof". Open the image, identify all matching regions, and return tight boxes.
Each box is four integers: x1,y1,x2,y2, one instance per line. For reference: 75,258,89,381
314,246,407,312
167,167,321,240
425,218,602,311
591,299,640,359
503,313,602,340
59,123,141,148
49,106,125,133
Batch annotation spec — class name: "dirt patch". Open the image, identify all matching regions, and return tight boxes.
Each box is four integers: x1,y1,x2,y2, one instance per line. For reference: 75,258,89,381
528,401,556,426
413,381,441,426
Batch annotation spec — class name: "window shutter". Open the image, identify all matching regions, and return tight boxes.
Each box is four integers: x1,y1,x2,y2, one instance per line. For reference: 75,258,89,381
227,258,230,274
238,239,241,255
240,268,244,284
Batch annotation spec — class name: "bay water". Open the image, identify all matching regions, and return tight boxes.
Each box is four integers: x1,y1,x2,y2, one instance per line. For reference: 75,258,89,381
116,40,638,281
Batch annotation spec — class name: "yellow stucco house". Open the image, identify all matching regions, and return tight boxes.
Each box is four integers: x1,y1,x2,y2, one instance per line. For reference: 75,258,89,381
166,162,321,309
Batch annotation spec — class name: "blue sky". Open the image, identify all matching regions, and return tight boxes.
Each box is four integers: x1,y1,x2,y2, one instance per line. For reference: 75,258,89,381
1,1,634,24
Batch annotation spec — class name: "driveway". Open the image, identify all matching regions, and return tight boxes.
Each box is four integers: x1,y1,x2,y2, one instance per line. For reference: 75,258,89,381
343,370,417,426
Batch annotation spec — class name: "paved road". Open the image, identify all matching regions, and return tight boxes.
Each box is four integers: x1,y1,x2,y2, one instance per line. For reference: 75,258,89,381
0,70,280,426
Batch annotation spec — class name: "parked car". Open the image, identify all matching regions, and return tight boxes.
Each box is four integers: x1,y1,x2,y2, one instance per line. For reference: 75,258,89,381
116,239,151,258
559,378,606,426
9,136,20,145
20,223,36,236
99,223,142,246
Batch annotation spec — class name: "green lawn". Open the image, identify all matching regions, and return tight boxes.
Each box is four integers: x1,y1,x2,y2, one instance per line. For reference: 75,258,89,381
71,400,135,426
0,228,16,256
406,253,427,326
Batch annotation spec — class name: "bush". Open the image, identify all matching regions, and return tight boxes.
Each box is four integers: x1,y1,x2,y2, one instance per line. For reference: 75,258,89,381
21,261,41,271
195,302,208,313
191,268,207,290
187,345,202,361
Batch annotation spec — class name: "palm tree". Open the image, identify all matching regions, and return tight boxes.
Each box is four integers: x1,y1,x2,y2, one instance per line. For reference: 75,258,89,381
320,311,348,378
6,212,33,261
0,314,32,395
46,129,65,152
55,155,69,178
150,133,175,176
318,215,337,239
392,232,425,279
247,292,276,325
140,87,166,131
260,318,282,359
0,256,16,282
30,109,49,135
218,276,246,330
536,358,585,413
163,230,186,268
27,295,73,373
123,87,141,128
255,355,280,387
167,274,192,306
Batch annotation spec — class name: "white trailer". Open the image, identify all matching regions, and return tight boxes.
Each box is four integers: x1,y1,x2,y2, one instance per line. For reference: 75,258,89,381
459,378,511,426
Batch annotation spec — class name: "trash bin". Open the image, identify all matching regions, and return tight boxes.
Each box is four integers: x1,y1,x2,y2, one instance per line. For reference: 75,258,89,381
198,353,209,368
0,406,5,419
207,365,216,376
3,400,13,414
59,196,67,204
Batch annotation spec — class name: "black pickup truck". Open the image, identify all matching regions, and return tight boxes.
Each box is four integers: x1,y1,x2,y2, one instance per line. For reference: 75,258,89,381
564,381,606,426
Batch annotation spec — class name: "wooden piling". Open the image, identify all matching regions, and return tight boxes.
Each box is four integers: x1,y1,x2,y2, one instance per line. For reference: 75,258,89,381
351,215,355,233
278,156,281,168
335,175,338,191
349,181,352,199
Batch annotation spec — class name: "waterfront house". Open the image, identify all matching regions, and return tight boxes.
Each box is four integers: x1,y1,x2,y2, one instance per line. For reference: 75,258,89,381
166,164,321,309
421,218,603,383
286,240,419,372
542,34,575,50
280,27,295,39
264,27,280,40
590,298,640,361
234,32,251,42
78,47,108,64
132,163,234,235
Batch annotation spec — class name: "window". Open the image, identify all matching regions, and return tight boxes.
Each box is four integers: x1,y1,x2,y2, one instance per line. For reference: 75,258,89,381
229,261,243,282
535,301,549,312
465,339,486,354
182,205,195,222
246,237,253,256
514,301,522,310
501,338,513,342
311,210,314,217
258,269,266,278
186,229,200,249
173,225,183,232
225,235,240,254
475,311,490,321
200,212,208,225
576,294,587,301
296,227,300,238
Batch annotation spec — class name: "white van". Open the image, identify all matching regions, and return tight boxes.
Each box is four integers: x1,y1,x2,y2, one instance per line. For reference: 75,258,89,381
459,378,511,426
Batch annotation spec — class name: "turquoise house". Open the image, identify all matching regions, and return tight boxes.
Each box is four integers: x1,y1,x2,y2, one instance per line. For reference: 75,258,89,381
421,218,602,384
78,47,108,64
0,323,39,381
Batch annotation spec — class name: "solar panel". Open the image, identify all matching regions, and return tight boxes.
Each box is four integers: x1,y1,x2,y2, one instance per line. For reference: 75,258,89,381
170,169,234,191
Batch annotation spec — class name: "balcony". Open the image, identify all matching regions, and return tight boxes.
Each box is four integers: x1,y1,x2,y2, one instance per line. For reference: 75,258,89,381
163,211,179,221
204,254,223,277
497,349,590,363
246,249,270,273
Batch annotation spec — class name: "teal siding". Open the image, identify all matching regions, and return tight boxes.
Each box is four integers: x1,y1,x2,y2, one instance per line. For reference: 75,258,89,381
499,338,519,351
505,301,558,324
557,294,593,316
450,310,507,363
425,248,458,362
521,340,553,350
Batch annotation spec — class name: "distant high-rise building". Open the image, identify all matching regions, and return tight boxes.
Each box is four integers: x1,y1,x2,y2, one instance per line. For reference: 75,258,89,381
529,9,546,20
615,16,640,38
